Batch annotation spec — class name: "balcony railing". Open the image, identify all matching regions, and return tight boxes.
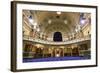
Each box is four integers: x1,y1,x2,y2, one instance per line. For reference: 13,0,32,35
23,35,91,45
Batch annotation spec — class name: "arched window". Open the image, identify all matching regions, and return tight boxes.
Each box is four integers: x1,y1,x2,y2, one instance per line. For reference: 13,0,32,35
53,32,62,42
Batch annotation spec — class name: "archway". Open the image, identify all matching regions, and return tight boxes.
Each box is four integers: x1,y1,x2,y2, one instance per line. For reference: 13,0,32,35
53,32,62,42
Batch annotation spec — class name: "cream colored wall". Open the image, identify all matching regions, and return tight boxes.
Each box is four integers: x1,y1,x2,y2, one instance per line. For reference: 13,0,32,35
82,24,91,36
23,10,32,36
82,13,91,36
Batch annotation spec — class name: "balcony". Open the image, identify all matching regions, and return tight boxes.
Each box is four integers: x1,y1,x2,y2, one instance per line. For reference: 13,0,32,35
23,35,90,45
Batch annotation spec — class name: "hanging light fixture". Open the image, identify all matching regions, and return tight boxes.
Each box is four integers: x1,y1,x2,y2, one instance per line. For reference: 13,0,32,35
37,28,40,32
80,13,86,25
64,20,68,24
48,19,52,24
56,11,61,15
80,18,86,25
33,22,37,26
29,15,34,24
75,28,78,32
34,25,37,29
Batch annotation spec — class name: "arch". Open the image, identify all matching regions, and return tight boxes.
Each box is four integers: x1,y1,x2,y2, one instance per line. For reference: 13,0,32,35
53,32,62,42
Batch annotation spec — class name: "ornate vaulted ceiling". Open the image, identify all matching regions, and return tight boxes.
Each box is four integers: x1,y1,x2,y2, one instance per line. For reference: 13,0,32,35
30,11,80,36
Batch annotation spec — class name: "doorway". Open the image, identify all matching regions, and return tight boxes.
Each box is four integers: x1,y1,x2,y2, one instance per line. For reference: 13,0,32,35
53,32,62,42
52,48,63,57
72,47,79,56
